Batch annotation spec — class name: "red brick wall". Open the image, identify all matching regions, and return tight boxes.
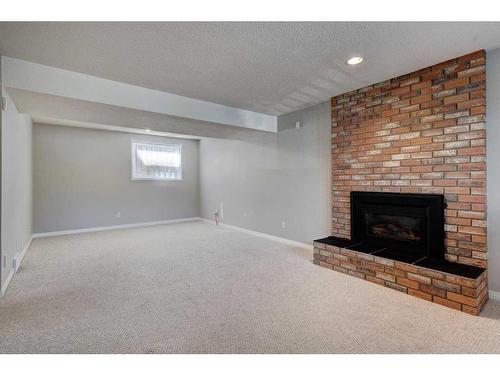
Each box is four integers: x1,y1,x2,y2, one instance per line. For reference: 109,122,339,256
331,50,487,268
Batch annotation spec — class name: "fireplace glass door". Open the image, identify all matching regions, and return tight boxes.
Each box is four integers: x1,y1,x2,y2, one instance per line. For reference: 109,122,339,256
350,192,445,259
364,212,424,246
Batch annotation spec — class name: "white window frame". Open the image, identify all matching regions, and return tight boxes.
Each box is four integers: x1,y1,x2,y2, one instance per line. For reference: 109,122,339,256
131,141,183,181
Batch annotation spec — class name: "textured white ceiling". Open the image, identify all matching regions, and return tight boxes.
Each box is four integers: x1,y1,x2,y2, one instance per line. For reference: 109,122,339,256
1,22,500,115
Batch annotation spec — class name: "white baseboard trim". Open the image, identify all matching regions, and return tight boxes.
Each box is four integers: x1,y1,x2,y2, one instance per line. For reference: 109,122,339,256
33,217,202,238
1,236,34,297
14,235,34,273
489,290,500,302
200,218,313,250
0,268,14,297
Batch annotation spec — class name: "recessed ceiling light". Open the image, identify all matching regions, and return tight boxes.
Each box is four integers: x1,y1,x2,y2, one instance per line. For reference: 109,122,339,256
347,56,364,65
144,128,151,132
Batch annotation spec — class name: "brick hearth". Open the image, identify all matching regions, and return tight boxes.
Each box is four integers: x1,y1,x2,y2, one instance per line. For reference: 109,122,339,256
313,240,488,315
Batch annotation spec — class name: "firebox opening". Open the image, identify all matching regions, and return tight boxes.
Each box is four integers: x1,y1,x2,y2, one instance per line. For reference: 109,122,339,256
365,212,424,244
351,191,445,260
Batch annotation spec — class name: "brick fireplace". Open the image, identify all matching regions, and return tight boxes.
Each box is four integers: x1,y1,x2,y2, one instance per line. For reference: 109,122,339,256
313,50,488,315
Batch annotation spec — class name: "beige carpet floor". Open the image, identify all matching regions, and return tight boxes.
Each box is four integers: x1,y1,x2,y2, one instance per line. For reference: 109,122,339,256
1,220,500,353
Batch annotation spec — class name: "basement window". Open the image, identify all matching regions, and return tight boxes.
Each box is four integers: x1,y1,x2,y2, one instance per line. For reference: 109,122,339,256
131,142,182,181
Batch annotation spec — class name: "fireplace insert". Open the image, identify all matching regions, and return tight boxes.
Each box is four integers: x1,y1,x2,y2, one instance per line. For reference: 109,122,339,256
351,191,445,259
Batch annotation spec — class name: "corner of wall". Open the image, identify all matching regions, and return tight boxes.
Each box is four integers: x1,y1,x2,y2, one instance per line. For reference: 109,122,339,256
0,59,3,290
0,90,34,293
486,47,500,292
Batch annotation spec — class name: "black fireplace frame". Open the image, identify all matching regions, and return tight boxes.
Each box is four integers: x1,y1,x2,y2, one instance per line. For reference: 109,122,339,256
350,191,446,259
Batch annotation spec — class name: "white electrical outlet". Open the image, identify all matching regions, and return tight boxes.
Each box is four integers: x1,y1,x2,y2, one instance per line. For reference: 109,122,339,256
116,212,121,218
295,121,301,129
281,221,286,229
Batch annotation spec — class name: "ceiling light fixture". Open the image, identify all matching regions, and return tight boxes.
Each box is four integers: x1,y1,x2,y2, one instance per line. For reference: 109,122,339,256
347,56,364,65
144,128,151,132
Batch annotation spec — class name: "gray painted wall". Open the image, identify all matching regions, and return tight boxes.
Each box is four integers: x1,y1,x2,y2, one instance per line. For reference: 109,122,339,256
200,102,331,244
33,124,200,233
487,48,500,293
1,58,2,288
1,89,33,291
